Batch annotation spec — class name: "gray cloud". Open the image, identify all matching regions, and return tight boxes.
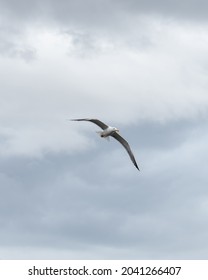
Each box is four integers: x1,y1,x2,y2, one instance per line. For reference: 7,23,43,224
0,24,36,60
1,119,208,259
1,0,208,25
1,0,208,260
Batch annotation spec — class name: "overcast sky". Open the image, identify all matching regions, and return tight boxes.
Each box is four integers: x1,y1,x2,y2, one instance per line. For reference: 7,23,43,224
1,0,208,259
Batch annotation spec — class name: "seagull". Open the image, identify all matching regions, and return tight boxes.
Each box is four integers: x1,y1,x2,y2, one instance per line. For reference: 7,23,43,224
71,118,139,170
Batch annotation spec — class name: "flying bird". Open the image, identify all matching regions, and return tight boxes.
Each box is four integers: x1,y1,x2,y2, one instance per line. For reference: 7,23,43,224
71,118,139,170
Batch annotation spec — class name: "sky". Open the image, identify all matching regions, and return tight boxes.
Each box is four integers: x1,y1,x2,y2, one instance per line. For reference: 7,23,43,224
1,0,208,259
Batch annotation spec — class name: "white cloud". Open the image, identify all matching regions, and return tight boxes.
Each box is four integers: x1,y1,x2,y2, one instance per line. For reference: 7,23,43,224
1,20,208,157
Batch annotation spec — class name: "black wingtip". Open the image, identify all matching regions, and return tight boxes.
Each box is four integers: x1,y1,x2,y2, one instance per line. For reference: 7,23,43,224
69,118,88,121
135,164,140,171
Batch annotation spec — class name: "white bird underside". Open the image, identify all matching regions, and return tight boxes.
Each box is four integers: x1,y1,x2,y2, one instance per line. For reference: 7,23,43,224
71,118,139,171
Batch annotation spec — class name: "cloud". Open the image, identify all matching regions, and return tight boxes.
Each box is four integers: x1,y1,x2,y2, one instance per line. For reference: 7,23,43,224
1,19,208,157
1,0,208,260
1,0,208,27
0,24,36,60
1,118,208,259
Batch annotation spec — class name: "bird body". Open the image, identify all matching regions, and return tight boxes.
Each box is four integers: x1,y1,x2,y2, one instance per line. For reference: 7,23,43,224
71,118,139,170
99,126,119,137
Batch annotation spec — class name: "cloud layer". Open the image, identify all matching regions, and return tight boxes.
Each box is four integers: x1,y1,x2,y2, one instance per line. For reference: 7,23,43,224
1,0,208,259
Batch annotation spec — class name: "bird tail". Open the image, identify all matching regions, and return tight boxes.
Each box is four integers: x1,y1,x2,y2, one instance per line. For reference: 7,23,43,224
96,131,110,141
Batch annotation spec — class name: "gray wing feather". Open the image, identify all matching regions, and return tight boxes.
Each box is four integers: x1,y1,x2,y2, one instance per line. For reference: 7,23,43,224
71,118,108,130
112,132,140,170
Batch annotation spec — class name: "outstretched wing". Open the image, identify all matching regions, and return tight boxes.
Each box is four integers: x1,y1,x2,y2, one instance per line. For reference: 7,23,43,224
71,118,108,130
112,132,140,170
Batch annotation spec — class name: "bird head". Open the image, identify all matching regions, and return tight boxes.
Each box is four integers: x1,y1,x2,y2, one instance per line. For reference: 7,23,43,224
113,127,119,133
